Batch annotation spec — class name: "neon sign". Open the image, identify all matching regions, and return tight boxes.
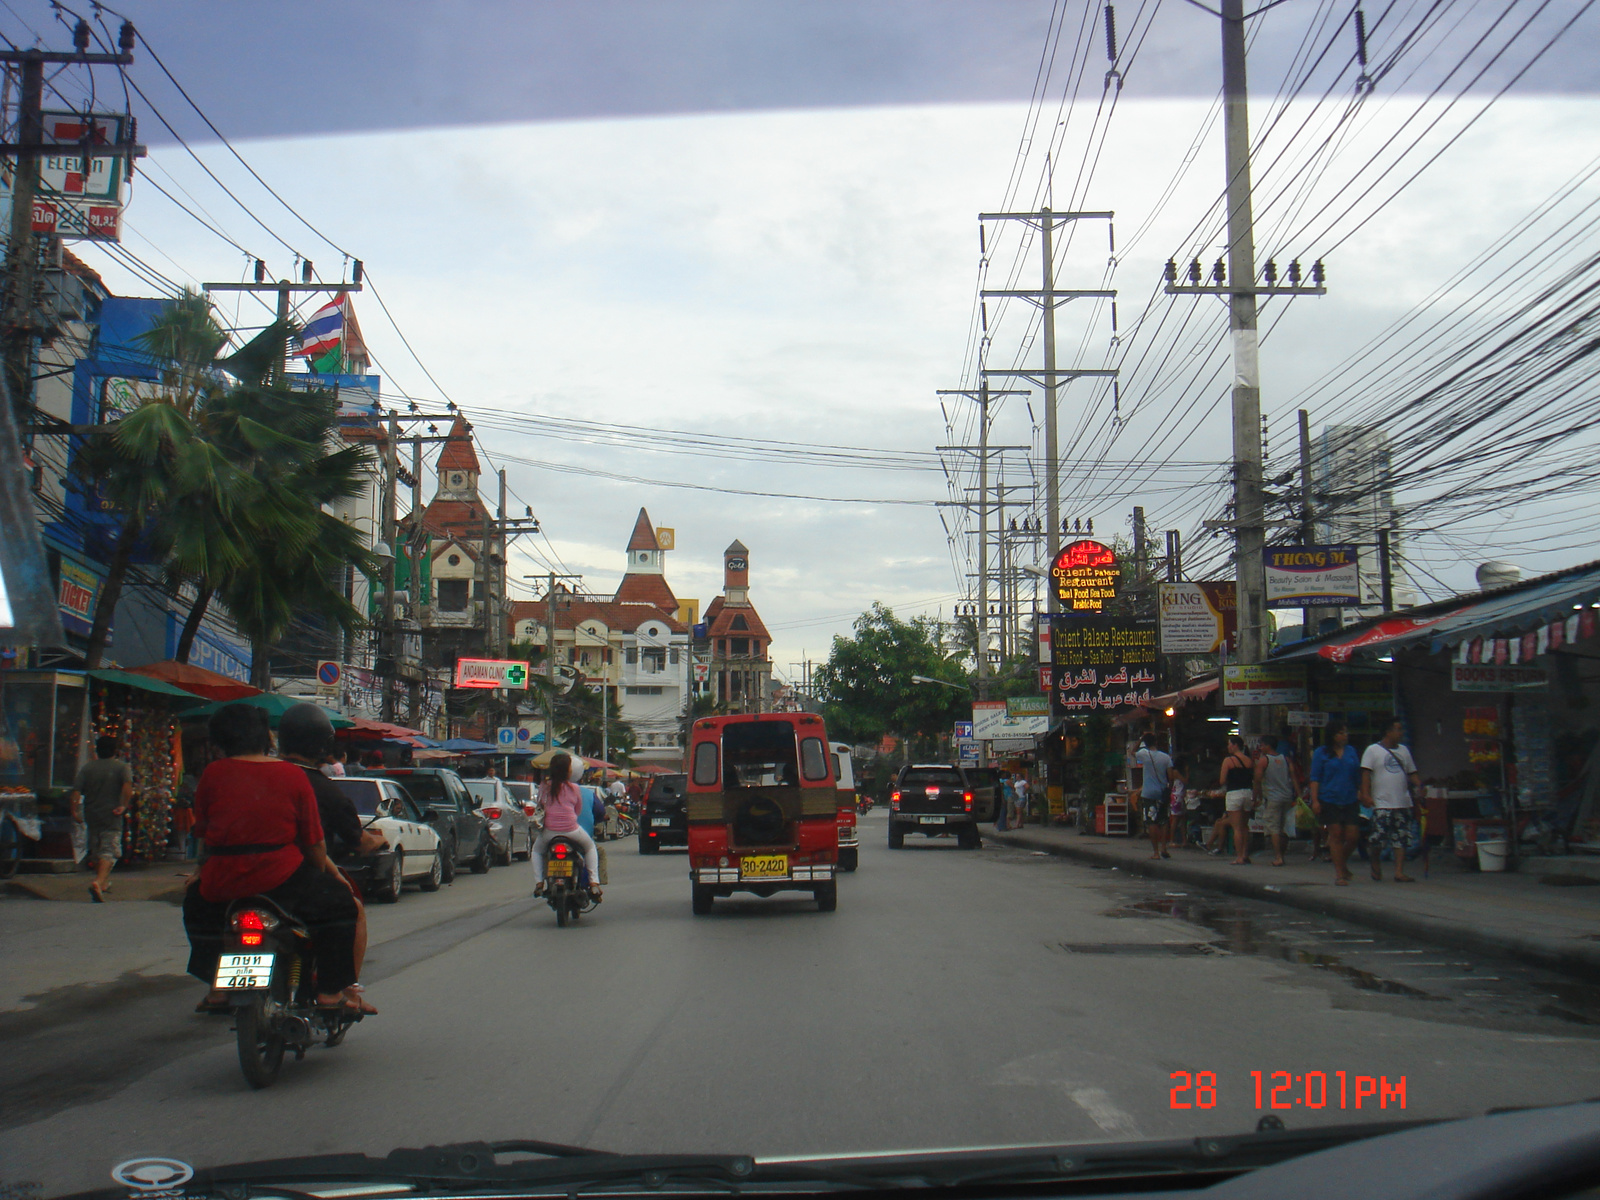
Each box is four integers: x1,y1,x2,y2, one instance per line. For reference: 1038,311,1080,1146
1052,539,1119,613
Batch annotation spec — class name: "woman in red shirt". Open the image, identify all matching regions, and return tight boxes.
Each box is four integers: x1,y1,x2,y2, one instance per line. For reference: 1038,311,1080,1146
183,703,365,1014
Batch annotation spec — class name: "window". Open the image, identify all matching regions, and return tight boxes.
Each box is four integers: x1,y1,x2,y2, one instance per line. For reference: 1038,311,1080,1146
567,648,576,664
731,614,748,630
752,640,761,656
669,648,680,665
832,753,842,782
625,685,663,695
800,737,829,781
626,647,638,664
730,672,742,697
718,638,726,655
447,553,461,566
692,741,719,786
437,578,469,611
472,580,485,599
643,648,666,672
604,649,613,664
731,638,749,656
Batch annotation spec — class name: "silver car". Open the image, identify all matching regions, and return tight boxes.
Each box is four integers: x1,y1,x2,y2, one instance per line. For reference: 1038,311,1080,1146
463,777,537,866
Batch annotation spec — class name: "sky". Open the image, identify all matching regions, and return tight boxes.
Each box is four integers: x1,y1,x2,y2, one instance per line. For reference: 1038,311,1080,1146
21,0,1600,683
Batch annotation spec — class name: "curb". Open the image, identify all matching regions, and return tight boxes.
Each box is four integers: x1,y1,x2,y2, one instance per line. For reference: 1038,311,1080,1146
3,878,188,904
990,827,1600,983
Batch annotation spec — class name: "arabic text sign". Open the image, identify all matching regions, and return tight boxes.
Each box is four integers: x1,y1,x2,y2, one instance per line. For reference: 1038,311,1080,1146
1158,581,1237,654
453,658,530,689
1052,539,1119,613
1222,663,1309,706
1451,663,1548,693
1264,545,1361,609
1049,615,1158,713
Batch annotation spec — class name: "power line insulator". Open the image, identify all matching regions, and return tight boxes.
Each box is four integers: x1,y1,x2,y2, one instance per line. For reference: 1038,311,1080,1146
1263,259,1277,284
119,21,136,52
254,258,266,283
73,18,89,53
1188,259,1203,285
352,259,364,285
1212,260,1226,284
302,260,314,284
1164,259,1178,283
1311,259,1326,285
1287,259,1302,284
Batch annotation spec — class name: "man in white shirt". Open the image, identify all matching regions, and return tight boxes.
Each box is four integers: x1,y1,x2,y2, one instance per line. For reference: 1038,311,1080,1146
1359,718,1421,883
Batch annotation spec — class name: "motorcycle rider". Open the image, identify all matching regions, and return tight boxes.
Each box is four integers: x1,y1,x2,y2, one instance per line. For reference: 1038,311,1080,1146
532,752,601,900
182,703,364,1014
278,703,383,1014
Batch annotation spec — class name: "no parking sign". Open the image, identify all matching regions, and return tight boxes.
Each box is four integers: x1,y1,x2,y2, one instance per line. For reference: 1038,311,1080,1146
316,661,342,689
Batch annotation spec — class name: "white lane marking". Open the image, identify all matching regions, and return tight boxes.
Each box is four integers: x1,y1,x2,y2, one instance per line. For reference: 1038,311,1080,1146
991,1051,1143,1139
1069,1087,1142,1136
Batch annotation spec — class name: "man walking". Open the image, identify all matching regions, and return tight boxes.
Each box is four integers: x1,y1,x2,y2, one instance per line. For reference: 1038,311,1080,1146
1310,723,1363,884
1134,734,1173,859
69,736,131,903
1254,735,1297,867
1360,718,1422,883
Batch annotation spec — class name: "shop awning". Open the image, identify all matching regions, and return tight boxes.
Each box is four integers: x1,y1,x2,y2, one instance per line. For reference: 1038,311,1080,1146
1274,558,1600,664
1147,677,1220,709
87,669,210,707
182,693,354,728
125,661,260,702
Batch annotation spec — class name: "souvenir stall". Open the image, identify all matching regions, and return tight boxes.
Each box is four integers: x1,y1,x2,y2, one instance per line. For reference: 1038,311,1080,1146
88,669,207,864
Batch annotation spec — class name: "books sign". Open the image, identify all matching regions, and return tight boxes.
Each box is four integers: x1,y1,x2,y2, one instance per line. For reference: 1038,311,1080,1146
1263,545,1360,608
1451,663,1547,693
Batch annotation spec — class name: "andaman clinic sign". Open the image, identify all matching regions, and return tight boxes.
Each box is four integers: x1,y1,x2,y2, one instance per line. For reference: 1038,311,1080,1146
1263,545,1361,609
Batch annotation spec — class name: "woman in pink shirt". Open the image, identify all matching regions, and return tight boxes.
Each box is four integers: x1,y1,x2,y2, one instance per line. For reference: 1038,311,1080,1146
532,753,601,898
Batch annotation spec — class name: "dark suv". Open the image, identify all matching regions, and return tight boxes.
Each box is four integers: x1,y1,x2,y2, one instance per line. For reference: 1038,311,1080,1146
357,767,492,880
638,772,687,853
889,763,995,850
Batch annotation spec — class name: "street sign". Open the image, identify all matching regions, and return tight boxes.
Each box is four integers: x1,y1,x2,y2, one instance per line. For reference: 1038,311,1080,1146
515,726,533,746
956,738,980,761
316,661,342,687
1222,663,1309,706
693,662,709,683
953,721,973,739
496,727,517,748
454,658,530,689
1286,710,1330,727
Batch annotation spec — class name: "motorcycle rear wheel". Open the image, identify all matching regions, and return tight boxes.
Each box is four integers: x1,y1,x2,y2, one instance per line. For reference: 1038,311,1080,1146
236,995,286,1089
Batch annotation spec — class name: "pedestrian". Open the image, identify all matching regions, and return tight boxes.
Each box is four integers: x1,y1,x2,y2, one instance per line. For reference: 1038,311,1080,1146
1013,773,1031,827
1309,722,1363,885
1166,754,1190,849
1134,734,1173,860
1360,717,1421,883
320,748,348,778
69,736,132,903
1218,735,1256,864
1254,735,1297,867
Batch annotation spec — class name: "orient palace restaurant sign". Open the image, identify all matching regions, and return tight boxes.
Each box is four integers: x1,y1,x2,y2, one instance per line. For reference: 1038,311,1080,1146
1053,539,1119,612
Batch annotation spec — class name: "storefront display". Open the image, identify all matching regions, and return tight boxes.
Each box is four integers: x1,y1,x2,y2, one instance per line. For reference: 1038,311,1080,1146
92,679,185,863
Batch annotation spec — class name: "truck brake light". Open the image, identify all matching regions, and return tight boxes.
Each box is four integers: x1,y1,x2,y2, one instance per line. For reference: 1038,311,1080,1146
963,791,973,811
890,790,901,810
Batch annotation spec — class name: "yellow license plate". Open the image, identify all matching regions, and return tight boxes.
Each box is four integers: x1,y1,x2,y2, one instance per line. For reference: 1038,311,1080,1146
740,855,788,879
547,860,574,877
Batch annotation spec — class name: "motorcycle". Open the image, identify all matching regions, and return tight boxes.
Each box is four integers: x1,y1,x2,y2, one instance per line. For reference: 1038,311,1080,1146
856,797,873,816
541,835,600,927
215,897,363,1089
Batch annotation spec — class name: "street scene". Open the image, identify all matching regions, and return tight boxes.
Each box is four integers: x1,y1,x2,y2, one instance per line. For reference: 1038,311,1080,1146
2,1,1600,1197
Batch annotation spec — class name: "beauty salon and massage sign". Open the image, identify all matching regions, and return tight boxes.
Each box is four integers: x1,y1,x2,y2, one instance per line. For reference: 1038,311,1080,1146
1263,545,1361,608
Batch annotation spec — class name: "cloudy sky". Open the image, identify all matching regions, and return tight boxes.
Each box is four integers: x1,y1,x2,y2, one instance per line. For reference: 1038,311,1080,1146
30,0,1600,679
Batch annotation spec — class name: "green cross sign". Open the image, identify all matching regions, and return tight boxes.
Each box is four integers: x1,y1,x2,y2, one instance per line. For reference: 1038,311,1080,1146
504,663,527,686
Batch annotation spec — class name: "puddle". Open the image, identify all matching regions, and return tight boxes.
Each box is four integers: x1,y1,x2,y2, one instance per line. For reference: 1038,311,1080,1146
1092,886,1600,1032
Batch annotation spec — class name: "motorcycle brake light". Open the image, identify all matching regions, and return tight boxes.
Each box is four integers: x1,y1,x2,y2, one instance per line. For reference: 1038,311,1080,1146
553,843,569,859
231,909,273,947
482,807,501,819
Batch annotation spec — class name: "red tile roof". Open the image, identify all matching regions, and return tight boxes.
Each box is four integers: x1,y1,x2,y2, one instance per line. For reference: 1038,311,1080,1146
626,507,660,552
707,602,770,640
414,499,489,539
436,417,480,472
508,598,686,635
614,571,678,614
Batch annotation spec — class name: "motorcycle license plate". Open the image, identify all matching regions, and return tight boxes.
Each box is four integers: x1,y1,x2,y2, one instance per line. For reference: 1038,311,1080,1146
547,859,574,877
652,817,672,826
741,855,788,879
215,953,274,989
920,816,947,824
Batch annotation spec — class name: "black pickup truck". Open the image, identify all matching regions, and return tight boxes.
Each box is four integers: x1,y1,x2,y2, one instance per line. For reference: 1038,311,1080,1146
887,762,997,850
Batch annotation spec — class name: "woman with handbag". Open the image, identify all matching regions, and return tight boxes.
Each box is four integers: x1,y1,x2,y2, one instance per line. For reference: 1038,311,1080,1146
1218,735,1257,865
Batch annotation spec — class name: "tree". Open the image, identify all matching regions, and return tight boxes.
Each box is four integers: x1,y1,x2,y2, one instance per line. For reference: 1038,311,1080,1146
813,603,970,755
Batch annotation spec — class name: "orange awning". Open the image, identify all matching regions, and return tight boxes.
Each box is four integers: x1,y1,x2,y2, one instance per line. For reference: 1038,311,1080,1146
126,660,261,702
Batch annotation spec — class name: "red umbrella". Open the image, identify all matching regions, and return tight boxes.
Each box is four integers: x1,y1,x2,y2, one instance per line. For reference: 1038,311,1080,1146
127,660,261,703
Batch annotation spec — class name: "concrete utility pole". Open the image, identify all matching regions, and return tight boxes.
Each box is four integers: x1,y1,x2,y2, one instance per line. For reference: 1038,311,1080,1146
1,22,140,417
978,209,1117,611
525,571,583,752
937,385,1027,698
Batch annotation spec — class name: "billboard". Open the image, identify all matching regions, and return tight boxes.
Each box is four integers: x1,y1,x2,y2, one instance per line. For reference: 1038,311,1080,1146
1263,545,1361,609
972,700,1047,740
1222,663,1308,706
1049,614,1157,713
1052,540,1119,613
453,658,530,689
1158,581,1237,654
23,111,135,243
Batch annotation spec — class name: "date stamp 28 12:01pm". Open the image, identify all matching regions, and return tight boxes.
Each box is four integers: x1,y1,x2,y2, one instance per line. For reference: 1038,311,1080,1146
1171,1071,1408,1110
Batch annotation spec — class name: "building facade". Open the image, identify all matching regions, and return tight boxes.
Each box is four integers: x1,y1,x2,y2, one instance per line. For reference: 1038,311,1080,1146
701,540,773,714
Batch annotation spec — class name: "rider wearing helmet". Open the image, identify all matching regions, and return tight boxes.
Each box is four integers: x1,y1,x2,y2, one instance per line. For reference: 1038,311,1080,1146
278,703,382,1014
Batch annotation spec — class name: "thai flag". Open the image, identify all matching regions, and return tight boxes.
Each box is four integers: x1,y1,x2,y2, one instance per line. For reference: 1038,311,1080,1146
297,295,347,359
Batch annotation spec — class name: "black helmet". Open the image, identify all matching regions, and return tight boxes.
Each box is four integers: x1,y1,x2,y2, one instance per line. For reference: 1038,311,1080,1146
279,702,336,761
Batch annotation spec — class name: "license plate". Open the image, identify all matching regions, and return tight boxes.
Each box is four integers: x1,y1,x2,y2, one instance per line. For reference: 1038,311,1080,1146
215,953,274,989
547,860,574,877
740,855,788,879
652,818,672,826
920,816,947,824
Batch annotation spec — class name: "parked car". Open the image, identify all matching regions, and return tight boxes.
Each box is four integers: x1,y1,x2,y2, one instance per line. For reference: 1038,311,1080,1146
356,766,493,879
327,776,445,903
888,762,997,850
637,772,687,853
463,777,537,865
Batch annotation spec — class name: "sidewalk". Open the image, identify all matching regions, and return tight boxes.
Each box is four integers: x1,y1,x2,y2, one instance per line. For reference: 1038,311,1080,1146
4,862,191,903
989,823,1600,980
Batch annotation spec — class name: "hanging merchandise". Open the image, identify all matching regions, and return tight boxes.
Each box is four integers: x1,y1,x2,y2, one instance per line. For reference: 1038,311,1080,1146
92,683,180,863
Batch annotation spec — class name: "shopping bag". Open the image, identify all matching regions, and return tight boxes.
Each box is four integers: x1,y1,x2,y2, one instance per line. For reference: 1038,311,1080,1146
70,819,87,864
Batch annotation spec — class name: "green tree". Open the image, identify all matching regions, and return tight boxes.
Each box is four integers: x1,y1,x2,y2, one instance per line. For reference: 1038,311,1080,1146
813,602,970,757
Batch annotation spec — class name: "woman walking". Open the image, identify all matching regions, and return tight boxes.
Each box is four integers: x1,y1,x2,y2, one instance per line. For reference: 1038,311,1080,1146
1219,735,1256,864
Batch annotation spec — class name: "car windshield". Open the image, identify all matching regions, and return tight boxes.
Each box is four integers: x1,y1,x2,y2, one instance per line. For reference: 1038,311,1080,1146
7,2,1597,1195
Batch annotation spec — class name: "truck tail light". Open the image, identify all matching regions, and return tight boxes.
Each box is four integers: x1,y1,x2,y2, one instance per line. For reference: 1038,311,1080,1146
963,791,974,811
890,790,901,810
482,807,502,820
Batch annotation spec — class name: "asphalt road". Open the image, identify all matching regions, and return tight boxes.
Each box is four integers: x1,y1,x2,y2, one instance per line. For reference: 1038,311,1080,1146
3,811,1600,1197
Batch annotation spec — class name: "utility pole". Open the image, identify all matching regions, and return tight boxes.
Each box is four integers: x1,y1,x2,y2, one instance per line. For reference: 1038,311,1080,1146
1166,530,1183,582
937,385,1027,698
380,413,399,720
1163,0,1328,734
1132,505,1147,602
2,20,140,418
202,263,364,382
525,571,583,753
979,209,1117,610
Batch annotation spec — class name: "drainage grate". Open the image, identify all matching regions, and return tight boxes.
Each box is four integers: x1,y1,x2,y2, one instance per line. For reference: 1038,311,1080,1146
1060,942,1224,956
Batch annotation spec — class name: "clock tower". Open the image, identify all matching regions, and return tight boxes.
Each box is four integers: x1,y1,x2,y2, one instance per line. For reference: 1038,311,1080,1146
724,540,749,606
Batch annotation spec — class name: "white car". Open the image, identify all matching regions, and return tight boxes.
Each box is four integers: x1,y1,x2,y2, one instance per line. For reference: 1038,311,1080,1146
463,777,538,865
330,776,445,902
